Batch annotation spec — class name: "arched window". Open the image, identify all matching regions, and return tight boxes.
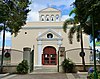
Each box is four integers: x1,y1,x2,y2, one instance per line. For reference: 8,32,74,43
51,15,54,22
42,18,44,21
56,15,59,21
41,15,45,21
46,15,50,21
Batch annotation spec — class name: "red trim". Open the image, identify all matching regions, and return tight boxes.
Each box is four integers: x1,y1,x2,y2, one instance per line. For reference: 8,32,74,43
42,46,57,65
42,54,44,65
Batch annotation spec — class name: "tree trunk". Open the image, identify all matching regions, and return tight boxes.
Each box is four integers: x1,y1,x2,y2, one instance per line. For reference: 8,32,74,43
0,23,6,73
80,30,86,71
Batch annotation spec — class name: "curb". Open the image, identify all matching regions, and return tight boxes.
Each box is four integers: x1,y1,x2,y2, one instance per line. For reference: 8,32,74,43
0,73,10,78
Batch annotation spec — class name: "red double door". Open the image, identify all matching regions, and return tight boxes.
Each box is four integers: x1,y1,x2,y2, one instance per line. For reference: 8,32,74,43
42,46,57,65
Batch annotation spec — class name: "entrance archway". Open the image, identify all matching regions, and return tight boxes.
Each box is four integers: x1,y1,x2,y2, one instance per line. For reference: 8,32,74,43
42,46,57,65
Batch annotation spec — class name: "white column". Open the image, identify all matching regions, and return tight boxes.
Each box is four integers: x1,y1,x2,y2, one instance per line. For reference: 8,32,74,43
57,40,62,47
58,32,62,47
23,47,31,73
37,40,42,66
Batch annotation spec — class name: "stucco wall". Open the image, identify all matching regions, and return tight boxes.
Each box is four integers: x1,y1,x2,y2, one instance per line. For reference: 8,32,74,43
11,22,90,65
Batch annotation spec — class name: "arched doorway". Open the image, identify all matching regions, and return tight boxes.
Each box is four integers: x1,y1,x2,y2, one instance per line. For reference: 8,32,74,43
42,46,57,65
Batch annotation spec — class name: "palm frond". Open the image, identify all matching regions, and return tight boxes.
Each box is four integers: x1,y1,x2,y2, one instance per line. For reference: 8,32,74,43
68,26,78,44
69,8,77,16
76,25,81,42
63,18,75,33
63,20,68,33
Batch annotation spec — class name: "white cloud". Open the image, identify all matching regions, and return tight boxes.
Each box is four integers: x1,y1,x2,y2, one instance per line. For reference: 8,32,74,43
61,15,73,21
27,11,39,22
33,0,74,8
27,2,47,22
5,32,11,40
29,2,46,12
0,31,11,47
50,0,74,9
27,0,75,22
1,31,11,41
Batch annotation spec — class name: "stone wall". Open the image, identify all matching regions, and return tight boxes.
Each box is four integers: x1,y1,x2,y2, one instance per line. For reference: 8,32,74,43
1,65,17,73
75,64,100,72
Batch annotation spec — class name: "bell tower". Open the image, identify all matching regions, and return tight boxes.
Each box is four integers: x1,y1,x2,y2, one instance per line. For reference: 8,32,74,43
39,7,61,22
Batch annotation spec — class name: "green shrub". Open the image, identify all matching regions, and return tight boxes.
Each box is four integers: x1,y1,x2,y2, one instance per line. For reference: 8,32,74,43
61,58,76,73
17,60,29,74
89,72,94,79
89,72,100,79
98,73,100,79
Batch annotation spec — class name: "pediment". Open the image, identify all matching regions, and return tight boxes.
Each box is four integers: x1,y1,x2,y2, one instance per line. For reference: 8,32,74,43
37,29,63,41
39,7,60,12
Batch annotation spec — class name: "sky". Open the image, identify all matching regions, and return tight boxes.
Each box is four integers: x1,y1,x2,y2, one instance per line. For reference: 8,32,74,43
0,0,75,48
27,0,75,22
0,31,11,48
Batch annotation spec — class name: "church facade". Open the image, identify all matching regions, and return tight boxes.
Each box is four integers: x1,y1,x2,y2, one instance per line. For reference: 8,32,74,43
11,7,90,66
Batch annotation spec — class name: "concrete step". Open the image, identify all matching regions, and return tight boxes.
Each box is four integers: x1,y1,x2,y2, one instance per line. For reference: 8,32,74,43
34,65,57,72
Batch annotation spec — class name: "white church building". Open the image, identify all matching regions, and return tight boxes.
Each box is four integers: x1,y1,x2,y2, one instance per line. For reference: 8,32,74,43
11,7,91,67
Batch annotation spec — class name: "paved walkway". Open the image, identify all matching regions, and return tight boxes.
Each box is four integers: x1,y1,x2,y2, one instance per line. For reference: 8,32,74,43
0,72,88,79
1,73,67,79
0,66,88,79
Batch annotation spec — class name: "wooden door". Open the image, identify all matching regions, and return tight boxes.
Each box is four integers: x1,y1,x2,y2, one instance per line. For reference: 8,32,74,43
42,46,57,65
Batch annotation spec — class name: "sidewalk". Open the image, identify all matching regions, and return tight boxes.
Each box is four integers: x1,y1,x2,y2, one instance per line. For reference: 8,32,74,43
0,73,10,78
0,72,88,79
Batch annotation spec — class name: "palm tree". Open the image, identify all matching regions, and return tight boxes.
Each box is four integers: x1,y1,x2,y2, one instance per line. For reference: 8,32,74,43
63,8,86,71
63,19,86,71
67,0,100,78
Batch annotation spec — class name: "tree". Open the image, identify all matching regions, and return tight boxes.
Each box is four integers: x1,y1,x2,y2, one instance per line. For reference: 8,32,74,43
63,0,100,72
0,0,30,73
63,6,88,71
74,0,100,78
63,0,100,78
63,18,86,71
74,0,100,35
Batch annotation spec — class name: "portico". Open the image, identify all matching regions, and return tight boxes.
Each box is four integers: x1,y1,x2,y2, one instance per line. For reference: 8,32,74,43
37,29,63,66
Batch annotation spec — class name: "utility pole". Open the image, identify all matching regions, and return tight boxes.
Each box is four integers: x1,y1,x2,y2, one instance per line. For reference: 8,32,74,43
91,14,98,79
